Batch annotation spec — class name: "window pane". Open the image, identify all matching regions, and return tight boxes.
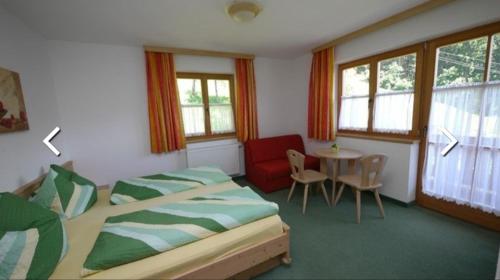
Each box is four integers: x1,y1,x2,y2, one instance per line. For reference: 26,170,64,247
374,53,416,133
373,93,414,133
177,78,205,136
339,64,370,130
207,79,235,134
177,78,202,105
342,64,370,97
207,80,231,104
378,53,416,92
489,33,500,82
338,97,369,131
435,36,488,87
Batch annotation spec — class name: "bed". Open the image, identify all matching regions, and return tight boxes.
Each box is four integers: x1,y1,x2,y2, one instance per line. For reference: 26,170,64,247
14,161,291,279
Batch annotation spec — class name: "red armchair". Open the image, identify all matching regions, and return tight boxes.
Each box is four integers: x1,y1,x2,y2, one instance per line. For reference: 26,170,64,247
244,134,320,193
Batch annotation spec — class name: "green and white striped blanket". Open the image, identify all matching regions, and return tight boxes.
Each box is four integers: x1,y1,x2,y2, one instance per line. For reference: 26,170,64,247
0,193,68,279
110,166,231,205
82,187,278,276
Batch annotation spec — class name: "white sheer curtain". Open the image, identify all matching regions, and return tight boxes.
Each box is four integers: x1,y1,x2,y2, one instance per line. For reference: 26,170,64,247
373,90,414,134
423,83,500,215
182,105,235,136
471,83,500,214
209,104,235,134
338,96,369,130
181,105,205,136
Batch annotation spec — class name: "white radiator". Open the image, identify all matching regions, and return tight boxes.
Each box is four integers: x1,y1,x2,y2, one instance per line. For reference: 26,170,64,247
186,140,242,176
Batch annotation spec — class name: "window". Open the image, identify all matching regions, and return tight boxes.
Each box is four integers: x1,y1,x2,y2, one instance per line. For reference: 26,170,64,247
176,73,236,141
422,29,500,215
338,45,423,139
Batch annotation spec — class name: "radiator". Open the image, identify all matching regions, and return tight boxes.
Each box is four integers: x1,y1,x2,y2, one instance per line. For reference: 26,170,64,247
186,141,242,176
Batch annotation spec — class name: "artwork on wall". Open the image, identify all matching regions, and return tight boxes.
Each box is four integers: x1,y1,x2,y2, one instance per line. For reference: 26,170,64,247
0,67,29,133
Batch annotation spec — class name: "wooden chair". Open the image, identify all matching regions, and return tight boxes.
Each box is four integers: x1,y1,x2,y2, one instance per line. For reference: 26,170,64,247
334,154,388,224
287,149,330,214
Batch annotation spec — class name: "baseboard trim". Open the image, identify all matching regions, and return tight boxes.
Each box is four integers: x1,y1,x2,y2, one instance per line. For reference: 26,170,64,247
232,175,246,180
234,176,416,208
380,194,415,208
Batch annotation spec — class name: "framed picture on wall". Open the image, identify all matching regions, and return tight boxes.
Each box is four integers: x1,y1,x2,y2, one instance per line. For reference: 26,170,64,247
0,66,29,133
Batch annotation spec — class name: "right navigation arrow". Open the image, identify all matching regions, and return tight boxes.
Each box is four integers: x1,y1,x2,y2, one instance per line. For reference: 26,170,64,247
440,127,458,157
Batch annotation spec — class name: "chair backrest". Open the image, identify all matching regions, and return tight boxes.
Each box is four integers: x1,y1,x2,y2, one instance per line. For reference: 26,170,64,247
287,149,305,180
360,154,388,187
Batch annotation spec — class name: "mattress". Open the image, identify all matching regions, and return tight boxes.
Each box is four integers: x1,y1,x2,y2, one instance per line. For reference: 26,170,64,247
50,181,284,279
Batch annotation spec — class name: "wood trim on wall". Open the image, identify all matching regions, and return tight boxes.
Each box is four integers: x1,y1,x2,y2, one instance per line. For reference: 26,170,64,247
336,132,419,144
144,46,255,59
416,21,500,232
312,0,455,52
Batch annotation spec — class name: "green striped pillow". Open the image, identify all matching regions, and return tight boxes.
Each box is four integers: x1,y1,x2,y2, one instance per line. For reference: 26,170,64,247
0,193,68,279
32,164,97,219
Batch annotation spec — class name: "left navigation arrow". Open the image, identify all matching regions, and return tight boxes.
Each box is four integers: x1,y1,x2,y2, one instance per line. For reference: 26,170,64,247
43,127,61,156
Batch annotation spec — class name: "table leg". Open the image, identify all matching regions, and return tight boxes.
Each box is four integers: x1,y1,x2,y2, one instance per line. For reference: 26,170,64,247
320,158,327,174
347,159,357,195
331,159,338,205
347,159,356,175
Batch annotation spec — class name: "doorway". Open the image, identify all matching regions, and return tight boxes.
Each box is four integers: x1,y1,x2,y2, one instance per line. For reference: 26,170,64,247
417,23,500,231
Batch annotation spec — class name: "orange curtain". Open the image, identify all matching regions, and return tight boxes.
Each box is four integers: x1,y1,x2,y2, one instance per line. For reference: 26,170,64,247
307,47,335,141
145,51,186,153
235,58,259,142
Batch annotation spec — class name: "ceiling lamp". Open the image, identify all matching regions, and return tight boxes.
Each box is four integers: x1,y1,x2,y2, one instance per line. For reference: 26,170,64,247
227,1,262,23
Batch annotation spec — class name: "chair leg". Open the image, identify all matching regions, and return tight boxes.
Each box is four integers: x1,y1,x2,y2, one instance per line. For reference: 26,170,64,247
355,189,361,224
287,181,296,202
334,183,345,206
320,181,330,206
374,189,385,218
302,184,309,214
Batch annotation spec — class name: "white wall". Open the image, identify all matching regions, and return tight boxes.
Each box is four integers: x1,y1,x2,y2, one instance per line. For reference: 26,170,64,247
0,6,67,192
47,40,302,186
255,57,307,139
299,0,500,203
47,41,187,187
175,55,234,74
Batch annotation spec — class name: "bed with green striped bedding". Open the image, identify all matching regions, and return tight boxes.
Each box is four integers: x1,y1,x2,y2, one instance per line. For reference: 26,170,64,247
110,166,232,205
82,187,278,276
0,193,68,279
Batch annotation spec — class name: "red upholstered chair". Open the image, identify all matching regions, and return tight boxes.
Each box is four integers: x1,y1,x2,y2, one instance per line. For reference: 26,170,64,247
244,134,320,193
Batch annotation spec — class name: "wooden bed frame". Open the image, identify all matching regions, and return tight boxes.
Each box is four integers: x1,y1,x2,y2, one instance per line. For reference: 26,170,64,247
13,161,292,280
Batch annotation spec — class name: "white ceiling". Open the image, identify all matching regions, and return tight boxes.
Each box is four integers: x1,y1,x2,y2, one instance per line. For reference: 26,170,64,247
0,0,426,58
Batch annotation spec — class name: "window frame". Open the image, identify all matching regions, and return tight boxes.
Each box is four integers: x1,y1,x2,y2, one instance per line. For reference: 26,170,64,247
176,72,236,142
415,21,500,231
337,43,424,141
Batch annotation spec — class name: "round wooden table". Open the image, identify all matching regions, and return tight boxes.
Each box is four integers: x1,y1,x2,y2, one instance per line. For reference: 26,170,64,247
314,148,363,204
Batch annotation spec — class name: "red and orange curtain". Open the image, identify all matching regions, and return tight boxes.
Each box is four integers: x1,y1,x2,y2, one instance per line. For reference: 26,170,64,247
235,58,259,142
145,51,186,153
308,47,335,141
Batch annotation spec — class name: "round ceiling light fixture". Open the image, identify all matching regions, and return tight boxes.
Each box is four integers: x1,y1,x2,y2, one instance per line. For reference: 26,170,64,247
227,1,262,23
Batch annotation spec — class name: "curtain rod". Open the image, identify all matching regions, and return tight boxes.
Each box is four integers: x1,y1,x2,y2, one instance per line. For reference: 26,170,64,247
144,46,255,59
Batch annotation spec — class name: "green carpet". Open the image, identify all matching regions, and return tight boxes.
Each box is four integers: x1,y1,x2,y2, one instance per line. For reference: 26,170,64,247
233,178,500,279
